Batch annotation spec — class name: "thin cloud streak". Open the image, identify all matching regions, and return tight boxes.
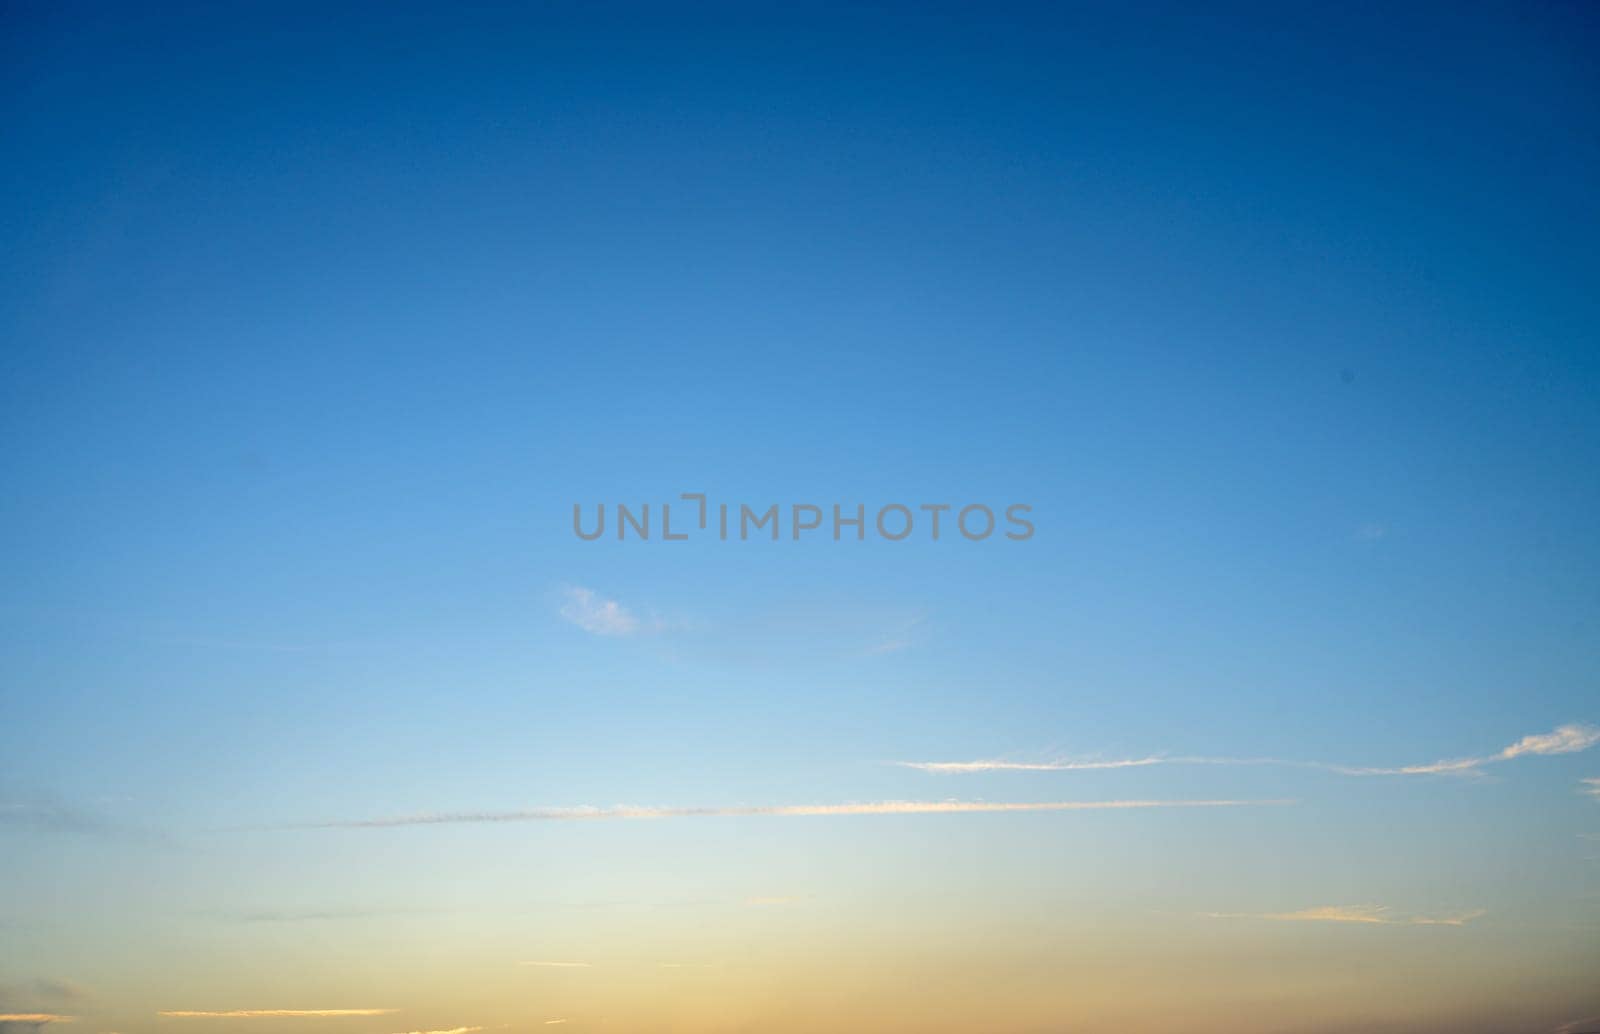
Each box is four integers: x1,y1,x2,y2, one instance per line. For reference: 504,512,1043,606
159,1011,397,1019
300,798,1290,829
897,758,1166,773
900,723,1600,780
390,1028,482,1034
1203,905,1485,927
1340,723,1600,776
518,962,590,969
899,755,1372,776
1581,778,1600,800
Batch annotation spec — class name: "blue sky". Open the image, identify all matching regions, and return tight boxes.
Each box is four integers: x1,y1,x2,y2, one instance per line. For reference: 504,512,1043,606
3,4,1599,1033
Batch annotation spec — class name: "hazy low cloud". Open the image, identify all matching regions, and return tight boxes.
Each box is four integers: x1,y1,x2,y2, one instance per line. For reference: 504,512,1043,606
159,1011,396,1019
0,1017,75,1030
900,723,1600,781
226,908,420,923
1203,905,1485,927
16,986,84,1008
0,801,108,835
0,980,84,1032
298,797,1289,829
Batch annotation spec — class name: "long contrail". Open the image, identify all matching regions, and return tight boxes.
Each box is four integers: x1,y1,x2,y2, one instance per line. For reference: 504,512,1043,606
296,798,1293,830
159,1011,398,1019
895,722,1600,778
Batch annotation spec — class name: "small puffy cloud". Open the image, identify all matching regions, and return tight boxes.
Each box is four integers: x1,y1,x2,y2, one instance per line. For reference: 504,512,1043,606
558,586,639,636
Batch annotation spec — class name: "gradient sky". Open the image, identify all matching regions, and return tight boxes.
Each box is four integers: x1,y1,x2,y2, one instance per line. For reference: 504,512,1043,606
3,3,1599,1033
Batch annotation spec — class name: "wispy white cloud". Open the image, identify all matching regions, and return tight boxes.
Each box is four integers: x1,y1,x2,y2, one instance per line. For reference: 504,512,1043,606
1500,725,1600,759
518,962,589,969
558,586,640,637
301,798,1290,829
899,723,1600,781
863,613,927,656
1340,723,1600,776
543,1022,569,1027
1581,777,1600,801
159,1011,396,1019
1203,905,1485,927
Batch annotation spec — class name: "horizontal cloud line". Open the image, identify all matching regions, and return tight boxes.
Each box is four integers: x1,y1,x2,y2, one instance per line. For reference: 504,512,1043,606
901,756,1373,775
897,757,1167,773
294,798,1292,830
898,723,1600,780
159,1011,397,1019
1202,904,1485,927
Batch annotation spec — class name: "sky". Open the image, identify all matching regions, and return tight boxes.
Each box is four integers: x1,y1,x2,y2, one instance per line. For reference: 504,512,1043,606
2,2,1599,1032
